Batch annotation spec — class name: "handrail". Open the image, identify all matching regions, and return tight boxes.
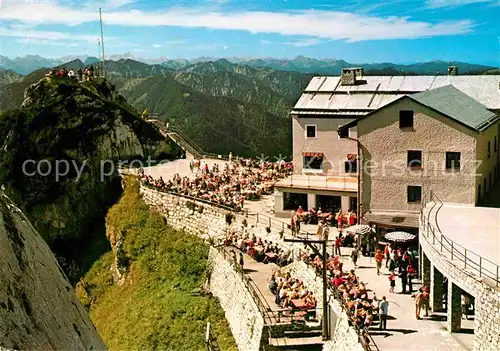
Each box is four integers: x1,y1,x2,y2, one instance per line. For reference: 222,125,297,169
420,193,500,287
146,117,229,160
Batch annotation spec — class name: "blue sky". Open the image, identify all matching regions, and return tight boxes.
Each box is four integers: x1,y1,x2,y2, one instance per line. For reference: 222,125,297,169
1,0,499,65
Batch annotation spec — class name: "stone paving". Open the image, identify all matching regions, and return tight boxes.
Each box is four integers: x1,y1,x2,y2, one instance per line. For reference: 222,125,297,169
143,159,476,351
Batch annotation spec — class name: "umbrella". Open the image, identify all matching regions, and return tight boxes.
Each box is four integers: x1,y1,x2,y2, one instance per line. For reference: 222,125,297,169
345,224,373,235
385,231,416,242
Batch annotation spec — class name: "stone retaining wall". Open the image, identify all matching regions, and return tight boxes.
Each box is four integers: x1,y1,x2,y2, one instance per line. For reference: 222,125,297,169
420,224,500,351
207,247,264,351
281,261,364,351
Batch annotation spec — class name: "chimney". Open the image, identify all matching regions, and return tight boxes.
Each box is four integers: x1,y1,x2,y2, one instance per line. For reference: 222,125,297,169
341,67,363,85
448,66,458,76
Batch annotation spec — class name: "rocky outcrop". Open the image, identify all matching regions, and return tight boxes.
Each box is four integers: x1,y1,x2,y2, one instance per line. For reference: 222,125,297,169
0,77,179,280
0,192,106,350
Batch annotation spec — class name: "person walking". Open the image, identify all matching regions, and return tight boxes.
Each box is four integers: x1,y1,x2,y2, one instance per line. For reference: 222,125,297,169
378,296,389,330
351,248,359,268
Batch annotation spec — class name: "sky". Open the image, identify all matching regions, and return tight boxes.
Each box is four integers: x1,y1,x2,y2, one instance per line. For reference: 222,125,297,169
0,0,499,65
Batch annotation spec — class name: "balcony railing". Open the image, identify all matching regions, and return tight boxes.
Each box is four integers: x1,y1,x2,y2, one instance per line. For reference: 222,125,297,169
420,191,500,287
277,174,357,192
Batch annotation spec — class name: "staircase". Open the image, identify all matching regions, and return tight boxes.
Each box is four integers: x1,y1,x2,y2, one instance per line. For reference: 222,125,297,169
146,114,206,160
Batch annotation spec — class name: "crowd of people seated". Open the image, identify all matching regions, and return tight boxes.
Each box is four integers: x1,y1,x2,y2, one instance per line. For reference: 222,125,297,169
139,159,292,210
225,222,292,266
269,270,317,313
302,251,377,330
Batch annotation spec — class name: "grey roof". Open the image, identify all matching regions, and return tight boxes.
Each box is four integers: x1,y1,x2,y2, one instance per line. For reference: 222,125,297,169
293,75,500,114
411,85,498,131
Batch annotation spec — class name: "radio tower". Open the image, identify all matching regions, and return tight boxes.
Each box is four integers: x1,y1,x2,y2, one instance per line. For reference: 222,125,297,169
99,8,106,78
97,38,102,77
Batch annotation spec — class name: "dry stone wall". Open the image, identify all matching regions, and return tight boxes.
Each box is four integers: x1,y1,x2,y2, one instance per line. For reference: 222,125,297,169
207,247,264,351
420,223,500,351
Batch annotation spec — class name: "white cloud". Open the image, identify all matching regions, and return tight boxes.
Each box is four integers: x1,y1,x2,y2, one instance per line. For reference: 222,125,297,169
152,44,162,48
16,38,80,47
425,0,494,8
1,1,475,42
259,39,272,45
2,27,100,42
284,38,321,47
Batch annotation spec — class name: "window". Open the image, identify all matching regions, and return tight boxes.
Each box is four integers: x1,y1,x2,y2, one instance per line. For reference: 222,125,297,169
478,184,482,202
495,136,497,152
407,150,422,169
306,125,316,138
399,110,414,128
407,186,422,203
488,141,491,159
484,177,487,193
283,192,307,210
345,160,357,173
303,155,323,170
338,128,349,139
489,172,492,189
445,152,461,170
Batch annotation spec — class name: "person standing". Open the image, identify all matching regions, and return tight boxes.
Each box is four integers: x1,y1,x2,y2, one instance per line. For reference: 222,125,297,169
399,267,408,294
378,296,389,330
375,250,383,275
412,288,424,319
407,265,416,293
351,248,359,268
334,235,342,256
384,243,392,268
388,271,396,293
461,294,470,320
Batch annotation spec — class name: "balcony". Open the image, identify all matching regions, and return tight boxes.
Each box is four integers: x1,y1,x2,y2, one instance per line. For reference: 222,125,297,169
275,174,357,193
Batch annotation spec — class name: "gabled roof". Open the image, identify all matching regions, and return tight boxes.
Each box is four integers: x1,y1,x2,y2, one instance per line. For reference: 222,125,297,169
411,85,498,131
292,75,500,115
338,86,499,133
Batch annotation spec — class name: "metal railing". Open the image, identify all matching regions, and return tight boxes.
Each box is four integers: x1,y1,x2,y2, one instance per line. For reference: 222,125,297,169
279,174,357,192
420,191,500,287
146,117,229,160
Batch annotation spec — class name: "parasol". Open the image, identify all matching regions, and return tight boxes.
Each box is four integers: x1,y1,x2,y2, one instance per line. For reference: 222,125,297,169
384,231,416,242
345,224,373,235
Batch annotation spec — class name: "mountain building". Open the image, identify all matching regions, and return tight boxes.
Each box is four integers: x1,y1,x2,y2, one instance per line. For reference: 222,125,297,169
275,67,500,235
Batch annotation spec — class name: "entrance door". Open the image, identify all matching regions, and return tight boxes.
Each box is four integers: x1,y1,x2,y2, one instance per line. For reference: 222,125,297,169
316,195,341,213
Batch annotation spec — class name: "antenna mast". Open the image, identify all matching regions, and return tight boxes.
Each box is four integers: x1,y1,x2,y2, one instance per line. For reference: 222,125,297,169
97,38,102,77
99,8,106,78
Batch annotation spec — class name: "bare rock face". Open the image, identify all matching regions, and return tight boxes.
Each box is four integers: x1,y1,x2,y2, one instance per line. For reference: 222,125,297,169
0,193,107,350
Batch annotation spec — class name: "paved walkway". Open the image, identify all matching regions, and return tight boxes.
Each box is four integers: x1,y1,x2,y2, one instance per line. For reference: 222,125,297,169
342,255,474,351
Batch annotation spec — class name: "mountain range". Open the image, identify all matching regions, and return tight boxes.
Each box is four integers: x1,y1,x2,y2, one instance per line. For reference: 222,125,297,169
1,55,498,157
1,54,497,76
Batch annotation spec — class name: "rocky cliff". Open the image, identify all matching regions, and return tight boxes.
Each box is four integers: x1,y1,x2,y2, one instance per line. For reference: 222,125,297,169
0,192,106,350
0,76,179,281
